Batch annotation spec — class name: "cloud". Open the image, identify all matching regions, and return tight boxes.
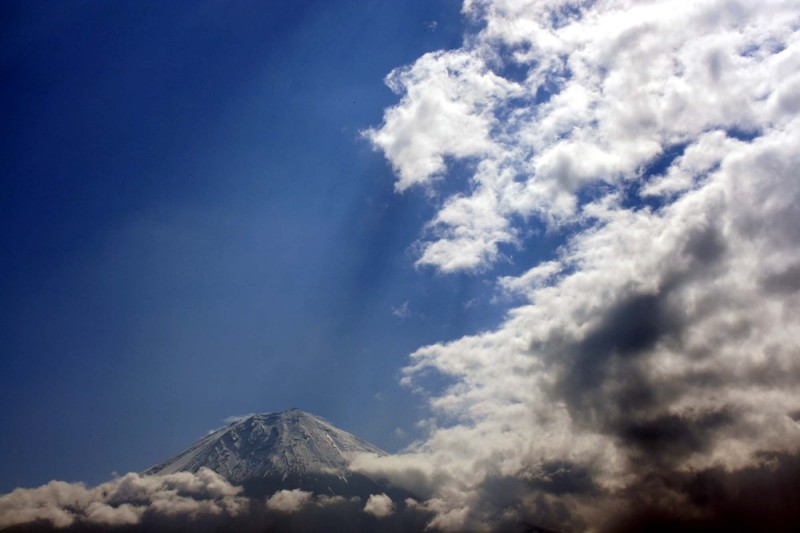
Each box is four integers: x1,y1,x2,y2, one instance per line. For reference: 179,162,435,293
266,489,314,513
391,301,411,320
224,413,257,424
370,0,800,274
0,467,247,530
263,489,357,514
360,0,800,530
0,473,424,532
366,49,519,196
363,493,395,518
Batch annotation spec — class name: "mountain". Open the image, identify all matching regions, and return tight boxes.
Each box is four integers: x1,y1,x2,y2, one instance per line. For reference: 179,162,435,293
143,409,394,498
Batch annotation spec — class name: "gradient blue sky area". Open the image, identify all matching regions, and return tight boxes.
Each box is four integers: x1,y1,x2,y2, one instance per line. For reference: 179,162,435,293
0,1,564,491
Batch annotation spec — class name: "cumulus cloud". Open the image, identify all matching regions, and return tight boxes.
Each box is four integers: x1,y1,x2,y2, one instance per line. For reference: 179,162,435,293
361,0,800,530
366,49,520,196
266,489,314,513
370,0,799,274
364,493,395,518
263,489,357,514
0,467,246,530
0,473,423,532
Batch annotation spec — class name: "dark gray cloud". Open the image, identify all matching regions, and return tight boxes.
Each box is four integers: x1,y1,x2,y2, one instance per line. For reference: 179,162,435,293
556,291,684,407
761,263,800,294
610,451,800,532
614,408,737,465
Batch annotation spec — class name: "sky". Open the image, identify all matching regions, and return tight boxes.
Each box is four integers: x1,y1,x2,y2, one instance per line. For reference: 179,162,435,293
0,0,491,490
3,0,800,531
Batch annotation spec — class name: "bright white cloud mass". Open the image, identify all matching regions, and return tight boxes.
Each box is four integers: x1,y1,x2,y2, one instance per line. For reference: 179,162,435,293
355,0,800,530
363,493,396,518
3,1,800,531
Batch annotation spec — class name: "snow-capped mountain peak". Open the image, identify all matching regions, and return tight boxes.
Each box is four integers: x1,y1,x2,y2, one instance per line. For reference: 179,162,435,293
144,409,385,486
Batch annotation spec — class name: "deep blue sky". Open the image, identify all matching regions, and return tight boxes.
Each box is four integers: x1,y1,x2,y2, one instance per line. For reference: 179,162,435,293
0,0,567,492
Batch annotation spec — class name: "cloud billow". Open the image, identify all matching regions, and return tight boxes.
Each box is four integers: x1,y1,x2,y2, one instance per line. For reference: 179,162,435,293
364,493,395,518
0,471,429,532
0,468,247,530
359,0,800,530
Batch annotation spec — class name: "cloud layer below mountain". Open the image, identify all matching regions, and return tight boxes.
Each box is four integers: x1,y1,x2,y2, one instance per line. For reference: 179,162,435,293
0,469,426,532
356,0,800,530
0,468,245,530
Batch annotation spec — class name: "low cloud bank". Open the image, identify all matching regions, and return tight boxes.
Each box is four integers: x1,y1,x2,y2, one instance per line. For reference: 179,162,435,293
0,472,429,532
0,468,245,530
265,489,362,514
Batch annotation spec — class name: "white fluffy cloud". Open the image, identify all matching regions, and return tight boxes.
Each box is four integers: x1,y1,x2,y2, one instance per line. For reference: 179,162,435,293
0,474,397,531
369,0,799,274
363,493,395,518
366,50,520,194
265,489,314,513
361,0,800,530
0,467,246,529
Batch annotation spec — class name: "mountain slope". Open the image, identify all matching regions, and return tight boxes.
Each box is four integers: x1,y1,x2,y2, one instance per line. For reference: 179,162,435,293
143,409,391,498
